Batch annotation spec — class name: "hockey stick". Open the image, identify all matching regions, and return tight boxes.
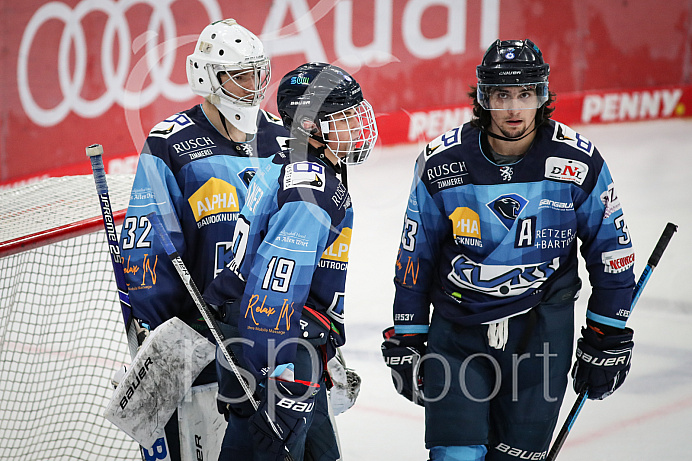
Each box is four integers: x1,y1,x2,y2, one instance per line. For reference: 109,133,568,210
146,210,295,461
88,144,176,460
546,222,678,461
86,144,139,359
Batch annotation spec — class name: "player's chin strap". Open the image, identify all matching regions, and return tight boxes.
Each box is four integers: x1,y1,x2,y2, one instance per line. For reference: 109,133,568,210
311,134,340,168
311,132,348,189
482,125,536,143
286,135,343,174
216,108,237,141
340,161,348,190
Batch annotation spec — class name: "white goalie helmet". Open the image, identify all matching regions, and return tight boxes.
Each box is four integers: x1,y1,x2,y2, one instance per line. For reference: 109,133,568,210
186,19,270,134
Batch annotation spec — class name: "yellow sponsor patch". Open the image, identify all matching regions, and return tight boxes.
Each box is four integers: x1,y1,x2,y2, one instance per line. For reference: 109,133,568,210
322,227,352,262
188,177,239,221
449,207,481,239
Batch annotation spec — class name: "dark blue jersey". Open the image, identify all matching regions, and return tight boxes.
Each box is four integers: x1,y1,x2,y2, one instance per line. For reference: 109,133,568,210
204,146,352,379
120,104,288,341
393,120,635,334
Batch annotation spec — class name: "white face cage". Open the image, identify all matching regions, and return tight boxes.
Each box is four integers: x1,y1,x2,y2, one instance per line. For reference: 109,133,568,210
318,100,378,165
208,58,271,106
477,82,549,111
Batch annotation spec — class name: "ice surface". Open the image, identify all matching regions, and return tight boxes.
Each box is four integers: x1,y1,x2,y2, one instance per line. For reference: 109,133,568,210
336,119,692,460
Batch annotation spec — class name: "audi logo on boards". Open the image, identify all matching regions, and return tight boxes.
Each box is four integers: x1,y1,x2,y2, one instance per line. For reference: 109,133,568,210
18,0,222,127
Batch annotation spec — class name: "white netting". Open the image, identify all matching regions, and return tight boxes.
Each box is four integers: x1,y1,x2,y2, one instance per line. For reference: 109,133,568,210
0,175,134,249
0,175,142,460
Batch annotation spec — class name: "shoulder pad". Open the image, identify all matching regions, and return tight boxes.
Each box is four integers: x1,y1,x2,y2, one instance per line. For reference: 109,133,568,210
422,125,463,161
260,109,285,126
148,113,194,139
283,161,326,193
551,122,595,157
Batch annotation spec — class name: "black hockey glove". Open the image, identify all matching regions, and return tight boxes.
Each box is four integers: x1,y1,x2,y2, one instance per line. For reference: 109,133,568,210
381,326,426,406
572,322,634,400
249,378,320,459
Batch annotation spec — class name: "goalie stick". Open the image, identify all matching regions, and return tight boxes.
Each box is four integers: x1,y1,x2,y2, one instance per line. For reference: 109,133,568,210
86,143,139,359
146,211,295,461
546,221,678,461
87,144,174,461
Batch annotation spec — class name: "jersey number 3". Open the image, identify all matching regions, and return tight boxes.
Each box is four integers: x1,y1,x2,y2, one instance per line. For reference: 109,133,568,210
401,216,418,251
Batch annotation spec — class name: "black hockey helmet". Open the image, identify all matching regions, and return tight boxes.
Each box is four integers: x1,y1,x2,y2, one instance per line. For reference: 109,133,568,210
277,63,363,129
476,39,550,110
277,62,378,165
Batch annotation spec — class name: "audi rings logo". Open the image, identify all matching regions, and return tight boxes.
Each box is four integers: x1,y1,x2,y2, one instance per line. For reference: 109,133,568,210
18,0,222,127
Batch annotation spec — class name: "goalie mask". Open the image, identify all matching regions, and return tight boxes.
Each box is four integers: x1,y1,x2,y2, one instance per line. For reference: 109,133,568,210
476,39,550,111
276,63,378,165
187,19,270,134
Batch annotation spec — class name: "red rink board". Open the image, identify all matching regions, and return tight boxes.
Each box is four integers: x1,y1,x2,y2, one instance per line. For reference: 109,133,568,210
2,84,690,190
1,0,690,187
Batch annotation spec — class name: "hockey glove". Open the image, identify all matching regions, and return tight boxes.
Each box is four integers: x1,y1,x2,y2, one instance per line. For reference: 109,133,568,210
249,378,320,459
381,326,426,406
572,322,634,400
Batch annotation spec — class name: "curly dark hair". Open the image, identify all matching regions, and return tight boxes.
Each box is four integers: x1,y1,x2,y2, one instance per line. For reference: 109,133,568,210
467,85,556,129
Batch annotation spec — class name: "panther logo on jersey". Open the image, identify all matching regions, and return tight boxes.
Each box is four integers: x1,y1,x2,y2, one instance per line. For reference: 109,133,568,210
495,197,521,219
487,194,528,230
237,167,258,188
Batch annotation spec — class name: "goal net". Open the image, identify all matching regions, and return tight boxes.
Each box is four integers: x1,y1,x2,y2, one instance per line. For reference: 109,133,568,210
0,175,141,460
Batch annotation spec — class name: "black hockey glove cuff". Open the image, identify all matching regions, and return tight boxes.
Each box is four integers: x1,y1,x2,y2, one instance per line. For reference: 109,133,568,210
381,326,426,406
249,378,320,459
572,322,634,400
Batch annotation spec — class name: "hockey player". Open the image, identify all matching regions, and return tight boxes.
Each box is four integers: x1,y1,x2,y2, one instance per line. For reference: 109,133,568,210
119,19,287,460
203,62,378,460
381,39,636,460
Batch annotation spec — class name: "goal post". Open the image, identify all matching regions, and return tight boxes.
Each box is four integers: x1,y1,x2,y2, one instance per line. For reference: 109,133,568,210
0,175,141,460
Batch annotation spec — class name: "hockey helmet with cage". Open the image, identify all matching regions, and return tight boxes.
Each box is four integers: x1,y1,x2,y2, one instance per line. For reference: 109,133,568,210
276,62,378,165
186,19,270,134
476,39,550,111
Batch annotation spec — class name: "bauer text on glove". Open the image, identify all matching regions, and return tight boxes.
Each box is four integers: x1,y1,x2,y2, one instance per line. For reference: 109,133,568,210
571,322,634,400
381,326,426,406
249,378,320,459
